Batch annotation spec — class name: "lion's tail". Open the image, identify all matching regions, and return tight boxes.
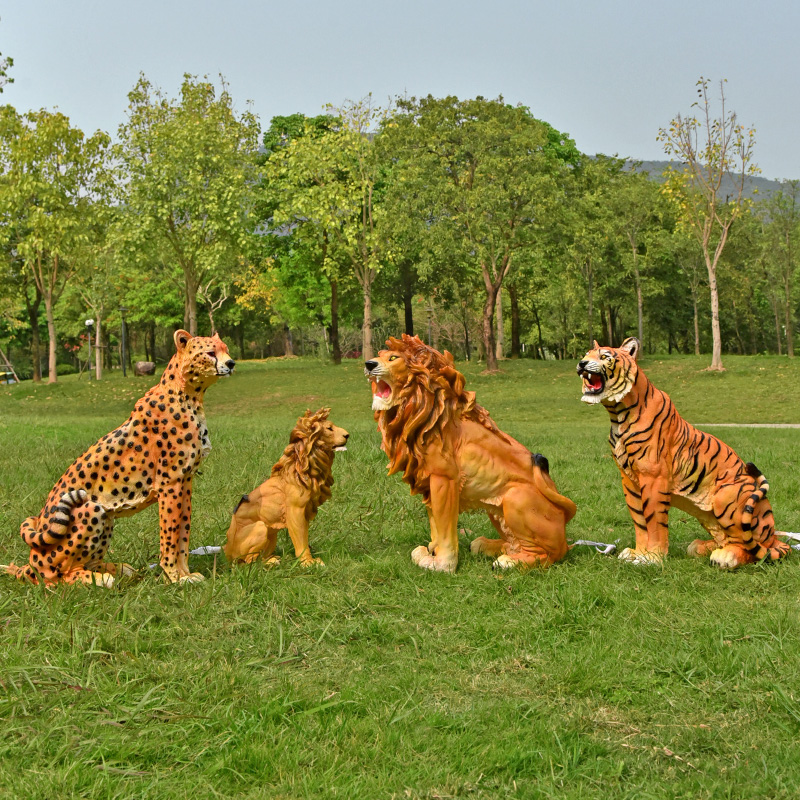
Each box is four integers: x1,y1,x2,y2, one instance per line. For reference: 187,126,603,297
531,454,577,523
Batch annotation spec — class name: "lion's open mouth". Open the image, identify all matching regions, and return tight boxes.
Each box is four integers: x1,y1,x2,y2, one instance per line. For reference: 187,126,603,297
374,380,392,399
580,370,605,395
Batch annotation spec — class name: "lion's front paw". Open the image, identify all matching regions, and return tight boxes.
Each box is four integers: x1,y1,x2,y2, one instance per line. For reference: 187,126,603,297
492,554,518,570
687,539,718,558
618,547,665,566
470,536,505,557
300,557,325,568
411,545,457,573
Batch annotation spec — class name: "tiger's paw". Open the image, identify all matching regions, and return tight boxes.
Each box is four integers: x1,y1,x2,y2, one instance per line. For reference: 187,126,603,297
618,547,665,566
709,544,753,570
411,545,457,573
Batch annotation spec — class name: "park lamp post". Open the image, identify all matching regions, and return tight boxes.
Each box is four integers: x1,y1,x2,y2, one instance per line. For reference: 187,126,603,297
119,307,129,377
85,318,94,381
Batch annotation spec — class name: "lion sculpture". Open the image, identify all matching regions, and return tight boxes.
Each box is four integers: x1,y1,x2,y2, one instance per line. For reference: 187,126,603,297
365,335,577,572
224,408,349,566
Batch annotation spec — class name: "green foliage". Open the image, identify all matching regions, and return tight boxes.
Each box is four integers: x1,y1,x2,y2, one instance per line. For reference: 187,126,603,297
115,74,261,334
380,95,576,368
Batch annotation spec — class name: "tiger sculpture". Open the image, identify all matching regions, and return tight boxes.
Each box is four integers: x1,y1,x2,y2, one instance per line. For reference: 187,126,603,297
577,337,790,568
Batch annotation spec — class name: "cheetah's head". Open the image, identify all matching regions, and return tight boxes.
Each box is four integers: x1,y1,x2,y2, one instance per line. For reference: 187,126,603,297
174,329,235,388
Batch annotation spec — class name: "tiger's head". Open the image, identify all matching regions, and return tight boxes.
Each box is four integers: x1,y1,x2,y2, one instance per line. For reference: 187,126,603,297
577,337,640,405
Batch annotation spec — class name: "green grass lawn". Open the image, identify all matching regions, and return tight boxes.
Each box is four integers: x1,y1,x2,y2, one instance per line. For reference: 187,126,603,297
1,353,800,799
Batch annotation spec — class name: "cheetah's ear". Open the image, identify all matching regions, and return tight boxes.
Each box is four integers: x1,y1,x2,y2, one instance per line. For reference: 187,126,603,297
174,329,192,352
619,337,640,361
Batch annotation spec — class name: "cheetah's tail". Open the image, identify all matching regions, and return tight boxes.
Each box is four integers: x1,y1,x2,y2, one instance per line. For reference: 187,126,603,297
21,489,88,548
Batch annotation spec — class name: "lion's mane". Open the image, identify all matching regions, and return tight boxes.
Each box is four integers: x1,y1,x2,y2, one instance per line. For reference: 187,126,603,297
375,335,500,502
272,408,335,518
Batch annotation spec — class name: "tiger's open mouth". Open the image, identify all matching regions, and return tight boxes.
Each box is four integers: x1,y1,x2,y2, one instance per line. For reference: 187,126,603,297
579,370,605,396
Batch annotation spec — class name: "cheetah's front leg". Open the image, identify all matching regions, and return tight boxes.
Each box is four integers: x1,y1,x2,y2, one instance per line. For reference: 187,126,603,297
158,479,204,584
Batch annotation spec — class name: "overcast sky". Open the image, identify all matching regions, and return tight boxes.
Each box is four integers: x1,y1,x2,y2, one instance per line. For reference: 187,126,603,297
3,0,799,180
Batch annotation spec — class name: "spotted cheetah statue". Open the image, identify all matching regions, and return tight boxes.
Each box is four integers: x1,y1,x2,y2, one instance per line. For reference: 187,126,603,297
2,330,235,587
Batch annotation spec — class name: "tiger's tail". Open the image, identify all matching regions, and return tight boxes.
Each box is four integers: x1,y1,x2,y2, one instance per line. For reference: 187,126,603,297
531,453,578,523
741,464,769,533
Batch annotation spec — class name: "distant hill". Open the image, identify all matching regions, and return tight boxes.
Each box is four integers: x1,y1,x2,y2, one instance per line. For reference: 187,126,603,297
626,159,786,200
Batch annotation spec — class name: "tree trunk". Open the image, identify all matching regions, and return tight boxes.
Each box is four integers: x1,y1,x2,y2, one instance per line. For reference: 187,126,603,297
95,313,103,380
185,274,199,336
586,266,594,347
283,324,294,357
362,282,373,360
329,279,342,365
44,292,58,384
402,264,414,335
508,284,521,358
785,274,794,358
531,303,544,359
606,307,614,346
495,290,504,360
25,294,43,383
482,286,498,372
632,253,644,346
236,324,245,361
403,287,414,336
707,264,723,369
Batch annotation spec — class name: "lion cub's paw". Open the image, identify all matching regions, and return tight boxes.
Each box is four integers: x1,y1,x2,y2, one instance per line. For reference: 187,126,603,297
91,572,116,588
618,547,664,566
411,545,457,573
177,572,206,584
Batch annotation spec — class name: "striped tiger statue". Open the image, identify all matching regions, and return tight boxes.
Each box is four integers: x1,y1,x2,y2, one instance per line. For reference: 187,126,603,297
577,337,790,568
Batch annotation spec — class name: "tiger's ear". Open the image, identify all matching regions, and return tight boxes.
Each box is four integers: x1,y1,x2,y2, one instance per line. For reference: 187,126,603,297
619,337,640,361
174,329,192,352
592,340,600,351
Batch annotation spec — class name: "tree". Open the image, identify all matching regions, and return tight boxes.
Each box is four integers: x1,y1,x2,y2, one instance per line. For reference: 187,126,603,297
265,99,385,359
382,96,576,371
256,113,349,362
0,107,111,383
609,169,664,346
657,78,758,370
116,74,260,335
757,180,799,357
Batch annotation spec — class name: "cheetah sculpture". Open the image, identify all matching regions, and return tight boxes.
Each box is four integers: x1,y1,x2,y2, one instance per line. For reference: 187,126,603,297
3,329,234,587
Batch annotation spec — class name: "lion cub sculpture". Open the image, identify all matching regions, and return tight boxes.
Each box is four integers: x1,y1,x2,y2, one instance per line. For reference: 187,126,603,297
365,335,577,573
578,336,790,568
3,330,235,587
225,408,348,567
